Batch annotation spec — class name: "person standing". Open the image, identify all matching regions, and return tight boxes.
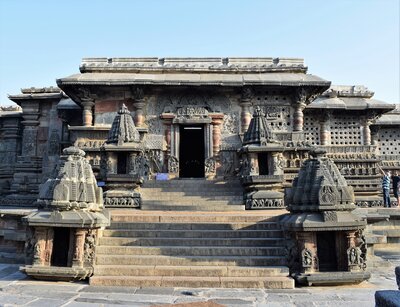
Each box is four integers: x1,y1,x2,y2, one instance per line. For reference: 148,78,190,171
392,171,400,207
380,169,392,208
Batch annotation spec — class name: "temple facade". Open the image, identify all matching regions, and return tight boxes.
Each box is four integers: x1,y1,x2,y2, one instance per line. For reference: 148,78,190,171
0,57,398,208
0,57,398,287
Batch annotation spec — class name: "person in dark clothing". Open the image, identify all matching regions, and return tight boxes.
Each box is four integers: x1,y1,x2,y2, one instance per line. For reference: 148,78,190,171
392,171,400,207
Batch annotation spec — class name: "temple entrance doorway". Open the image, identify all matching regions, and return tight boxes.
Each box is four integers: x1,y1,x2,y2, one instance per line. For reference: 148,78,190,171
179,125,205,178
317,232,338,272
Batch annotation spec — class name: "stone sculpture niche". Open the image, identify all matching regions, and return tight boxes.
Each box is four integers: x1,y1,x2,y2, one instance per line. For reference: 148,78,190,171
281,148,371,285
238,107,285,209
100,104,144,208
21,146,109,280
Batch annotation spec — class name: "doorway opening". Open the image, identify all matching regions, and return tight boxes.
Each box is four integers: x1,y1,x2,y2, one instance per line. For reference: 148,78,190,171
51,228,70,267
117,152,128,174
179,125,205,178
258,153,269,175
317,232,338,272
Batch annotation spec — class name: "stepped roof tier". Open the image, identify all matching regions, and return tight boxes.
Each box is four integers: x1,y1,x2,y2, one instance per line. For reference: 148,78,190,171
243,107,274,146
107,104,140,145
307,85,395,111
373,104,400,125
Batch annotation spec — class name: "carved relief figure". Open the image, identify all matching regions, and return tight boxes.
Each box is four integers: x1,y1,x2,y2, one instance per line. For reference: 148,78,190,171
168,156,179,173
301,248,313,268
205,157,216,174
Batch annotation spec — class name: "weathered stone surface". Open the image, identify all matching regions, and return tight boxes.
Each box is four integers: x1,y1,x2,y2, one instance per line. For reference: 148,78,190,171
106,104,140,145
281,149,369,285
37,146,103,211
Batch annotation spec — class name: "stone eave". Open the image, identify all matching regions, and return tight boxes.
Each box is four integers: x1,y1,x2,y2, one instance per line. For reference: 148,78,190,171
8,92,64,105
0,111,22,118
56,72,330,88
371,105,400,125
306,97,396,112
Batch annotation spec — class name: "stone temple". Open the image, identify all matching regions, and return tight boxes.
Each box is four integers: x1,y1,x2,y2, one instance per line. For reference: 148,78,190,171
0,57,399,288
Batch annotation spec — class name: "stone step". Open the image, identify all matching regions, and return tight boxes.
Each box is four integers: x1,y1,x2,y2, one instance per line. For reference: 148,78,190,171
89,275,294,289
95,254,287,266
142,188,242,194
96,246,286,257
141,190,242,197
141,195,243,201
109,211,282,223
93,265,289,277
108,221,281,231
142,179,241,186
140,204,245,212
142,197,243,206
102,229,283,239
98,237,283,247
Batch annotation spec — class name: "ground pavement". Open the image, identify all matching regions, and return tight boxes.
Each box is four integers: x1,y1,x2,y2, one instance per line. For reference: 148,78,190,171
0,252,398,307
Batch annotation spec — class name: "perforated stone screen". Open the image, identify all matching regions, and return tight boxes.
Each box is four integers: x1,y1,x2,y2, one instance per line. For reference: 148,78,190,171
330,115,362,146
378,128,400,155
304,115,320,145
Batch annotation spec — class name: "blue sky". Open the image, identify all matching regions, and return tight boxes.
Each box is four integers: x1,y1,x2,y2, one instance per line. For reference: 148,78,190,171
0,0,399,105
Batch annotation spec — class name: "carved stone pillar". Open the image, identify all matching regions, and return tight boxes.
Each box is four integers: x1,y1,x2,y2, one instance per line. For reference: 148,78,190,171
21,108,40,156
293,102,306,132
346,231,357,248
293,88,308,132
133,99,146,127
82,100,94,127
362,119,372,146
33,227,53,266
240,101,252,134
72,229,86,267
370,126,380,146
319,112,332,146
249,153,259,176
211,114,224,157
131,87,145,127
160,114,174,157
240,88,253,134
297,232,317,273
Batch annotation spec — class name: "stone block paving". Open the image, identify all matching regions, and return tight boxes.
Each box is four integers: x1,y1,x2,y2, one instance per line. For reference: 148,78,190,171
0,254,398,307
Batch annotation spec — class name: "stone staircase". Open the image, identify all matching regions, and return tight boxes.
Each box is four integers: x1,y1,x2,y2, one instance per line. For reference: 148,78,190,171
90,210,293,288
140,179,244,211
